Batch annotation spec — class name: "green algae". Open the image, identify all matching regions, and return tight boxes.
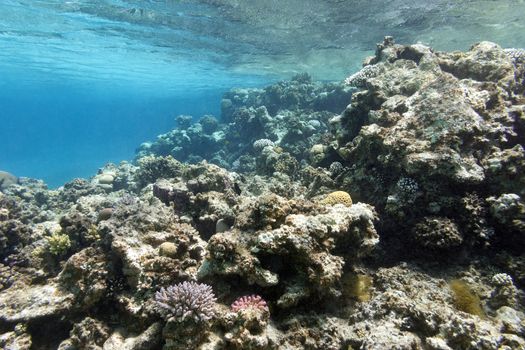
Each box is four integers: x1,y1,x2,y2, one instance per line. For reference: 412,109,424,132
343,273,373,302
449,279,485,317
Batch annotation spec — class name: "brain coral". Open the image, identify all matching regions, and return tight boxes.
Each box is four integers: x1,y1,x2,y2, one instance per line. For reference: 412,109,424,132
320,191,353,206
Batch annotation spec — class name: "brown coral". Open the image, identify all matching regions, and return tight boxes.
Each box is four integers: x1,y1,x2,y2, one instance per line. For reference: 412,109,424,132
320,191,353,206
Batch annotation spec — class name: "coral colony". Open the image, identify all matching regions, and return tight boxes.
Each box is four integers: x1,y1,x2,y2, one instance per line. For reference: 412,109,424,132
231,295,269,313
155,282,217,322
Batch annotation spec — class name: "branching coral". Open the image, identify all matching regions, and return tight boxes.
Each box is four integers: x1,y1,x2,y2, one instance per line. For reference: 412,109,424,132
231,295,269,313
253,139,275,152
46,232,71,256
155,281,217,323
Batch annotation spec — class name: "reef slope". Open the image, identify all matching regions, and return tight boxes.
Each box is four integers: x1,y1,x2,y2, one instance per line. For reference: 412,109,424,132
1,38,524,349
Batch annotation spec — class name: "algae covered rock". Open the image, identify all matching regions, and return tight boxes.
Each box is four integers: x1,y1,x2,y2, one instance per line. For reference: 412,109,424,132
135,155,183,188
58,178,105,205
0,324,32,349
412,217,463,251
0,282,75,323
57,317,111,349
58,247,111,309
334,37,525,256
200,202,379,308
101,323,162,350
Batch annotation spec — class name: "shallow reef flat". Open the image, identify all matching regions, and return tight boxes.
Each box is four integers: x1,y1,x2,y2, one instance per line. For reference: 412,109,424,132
1,38,525,349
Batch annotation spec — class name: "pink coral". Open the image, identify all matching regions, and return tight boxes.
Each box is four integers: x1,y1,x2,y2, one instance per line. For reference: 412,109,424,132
231,295,269,313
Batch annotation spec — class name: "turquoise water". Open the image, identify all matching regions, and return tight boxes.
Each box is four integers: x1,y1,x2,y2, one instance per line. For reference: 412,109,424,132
1,0,524,187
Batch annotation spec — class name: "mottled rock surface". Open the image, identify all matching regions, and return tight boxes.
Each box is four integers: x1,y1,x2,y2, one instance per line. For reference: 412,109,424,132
331,38,525,258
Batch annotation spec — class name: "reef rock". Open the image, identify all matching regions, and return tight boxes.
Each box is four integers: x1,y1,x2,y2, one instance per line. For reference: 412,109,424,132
200,202,379,307
333,37,525,256
0,282,74,323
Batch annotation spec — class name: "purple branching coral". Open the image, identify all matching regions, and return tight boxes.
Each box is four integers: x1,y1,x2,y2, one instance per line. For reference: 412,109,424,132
155,281,217,323
231,295,269,313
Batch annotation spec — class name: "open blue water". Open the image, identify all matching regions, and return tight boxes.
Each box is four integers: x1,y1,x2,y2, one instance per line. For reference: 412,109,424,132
0,86,226,187
1,0,524,187
0,1,271,187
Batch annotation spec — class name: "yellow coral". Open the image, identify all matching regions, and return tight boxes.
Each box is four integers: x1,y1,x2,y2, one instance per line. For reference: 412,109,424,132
273,146,284,154
87,225,101,242
46,232,71,256
320,191,353,206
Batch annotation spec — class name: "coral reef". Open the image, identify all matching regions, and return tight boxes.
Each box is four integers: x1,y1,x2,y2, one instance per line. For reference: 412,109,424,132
330,37,525,259
199,202,379,308
1,39,524,349
136,74,351,173
0,171,18,190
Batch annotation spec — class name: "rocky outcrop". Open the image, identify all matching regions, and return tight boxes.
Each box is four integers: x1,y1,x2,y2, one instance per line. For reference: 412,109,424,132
329,38,525,257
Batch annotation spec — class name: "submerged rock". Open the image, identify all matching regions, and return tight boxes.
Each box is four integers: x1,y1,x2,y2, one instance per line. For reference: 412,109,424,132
332,37,525,257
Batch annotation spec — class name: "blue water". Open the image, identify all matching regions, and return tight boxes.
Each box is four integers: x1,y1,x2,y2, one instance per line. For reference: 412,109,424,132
0,85,225,188
1,0,524,187
0,1,271,187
